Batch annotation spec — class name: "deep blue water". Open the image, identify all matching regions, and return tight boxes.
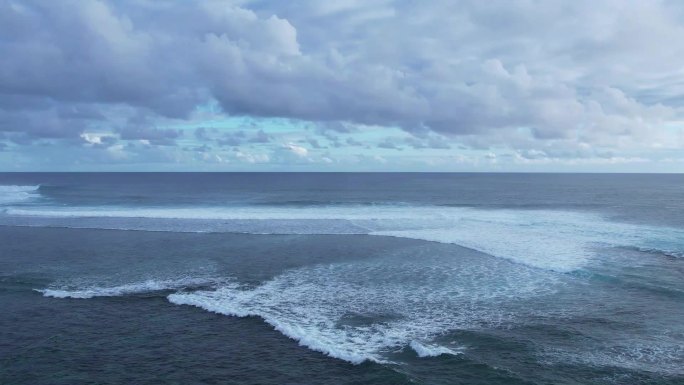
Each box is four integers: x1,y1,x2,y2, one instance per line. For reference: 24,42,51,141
1,173,683,384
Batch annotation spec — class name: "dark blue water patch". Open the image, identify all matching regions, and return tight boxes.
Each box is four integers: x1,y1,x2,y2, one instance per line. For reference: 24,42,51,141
430,329,684,385
569,270,684,300
620,245,684,259
389,352,535,385
0,274,53,294
0,290,416,385
579,247,684,300
0,226,424,287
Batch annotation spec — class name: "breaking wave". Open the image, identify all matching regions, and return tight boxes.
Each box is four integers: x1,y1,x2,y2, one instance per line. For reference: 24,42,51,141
168,253,562,364
0,185,41,205
409,341,463,358
5,205,684,272
37,277,224,299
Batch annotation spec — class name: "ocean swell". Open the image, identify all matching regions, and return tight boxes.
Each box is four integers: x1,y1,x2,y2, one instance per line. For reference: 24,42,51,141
4,204,684,272
0,185,41,205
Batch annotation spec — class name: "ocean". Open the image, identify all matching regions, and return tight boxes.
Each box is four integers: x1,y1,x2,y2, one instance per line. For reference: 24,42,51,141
0,173,682,385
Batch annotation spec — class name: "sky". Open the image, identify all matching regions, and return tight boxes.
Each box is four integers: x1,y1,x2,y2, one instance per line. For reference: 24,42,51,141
1,0,684,172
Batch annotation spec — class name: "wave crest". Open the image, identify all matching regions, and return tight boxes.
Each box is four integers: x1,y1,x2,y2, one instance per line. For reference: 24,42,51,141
168,254,560,364
36,277,224,299
409,341,463,358
0,185,41,204
5,204,684,272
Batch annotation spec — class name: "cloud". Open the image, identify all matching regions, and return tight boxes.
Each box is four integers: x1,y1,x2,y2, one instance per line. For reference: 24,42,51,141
377,137,402,150
194,127,210,141
346,137,363,147
215,129,275,147
80,132,117,148
283,143,308,157
405,135,451,150
0,102,91,143
234,149,270,164
270,142,311,163
116,125,182,146
1,0,684,168
316,121,358,133
306,138,324,149
249,129,272,143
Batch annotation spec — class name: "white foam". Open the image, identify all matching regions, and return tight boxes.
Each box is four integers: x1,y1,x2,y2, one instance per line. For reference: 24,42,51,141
3,205,427,220
6,204,684,272
409,341,463,358
168,253,561,364
371,210,594,272
0,185,40,204
37,277,222,299
374,209,684,272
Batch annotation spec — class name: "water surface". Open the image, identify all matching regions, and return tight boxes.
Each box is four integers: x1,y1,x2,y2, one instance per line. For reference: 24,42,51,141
1,173,683,384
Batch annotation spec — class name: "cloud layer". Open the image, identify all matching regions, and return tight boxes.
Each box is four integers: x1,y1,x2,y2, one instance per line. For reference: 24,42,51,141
1,0,683,170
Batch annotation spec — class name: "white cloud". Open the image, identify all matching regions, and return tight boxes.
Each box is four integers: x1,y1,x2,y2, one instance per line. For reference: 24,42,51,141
2,0,684,169
282,143,308,157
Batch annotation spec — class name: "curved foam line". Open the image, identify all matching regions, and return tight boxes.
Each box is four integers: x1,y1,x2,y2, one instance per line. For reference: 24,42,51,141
36,277,223,299
409,341,463,358
167,290,378,364
0,185,40,192
6,204,684,272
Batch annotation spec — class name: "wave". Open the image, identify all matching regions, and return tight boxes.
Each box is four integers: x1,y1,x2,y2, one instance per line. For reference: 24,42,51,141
542,341,684,376
168,254,561,364
36,277,224,299
5,204,684,272
0,185,41,204
630,246,684,259
2,205,431,220
34,255,556,365
33,245,683,371
409,341,463,358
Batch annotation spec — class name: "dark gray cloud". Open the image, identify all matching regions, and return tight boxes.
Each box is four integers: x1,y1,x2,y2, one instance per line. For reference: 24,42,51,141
0,104,89,143
0,0,683,159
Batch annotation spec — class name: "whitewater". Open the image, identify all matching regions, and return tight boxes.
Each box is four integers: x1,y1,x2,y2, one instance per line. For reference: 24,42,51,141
2,174,684,384
2,188,683,272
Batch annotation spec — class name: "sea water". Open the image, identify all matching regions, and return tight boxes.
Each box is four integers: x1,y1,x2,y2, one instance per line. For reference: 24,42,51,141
1,173,682,384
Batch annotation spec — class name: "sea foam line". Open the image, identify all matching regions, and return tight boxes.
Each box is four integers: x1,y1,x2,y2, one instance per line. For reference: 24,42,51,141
409,341,463,358
7,204,684,272
36,277,224,299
